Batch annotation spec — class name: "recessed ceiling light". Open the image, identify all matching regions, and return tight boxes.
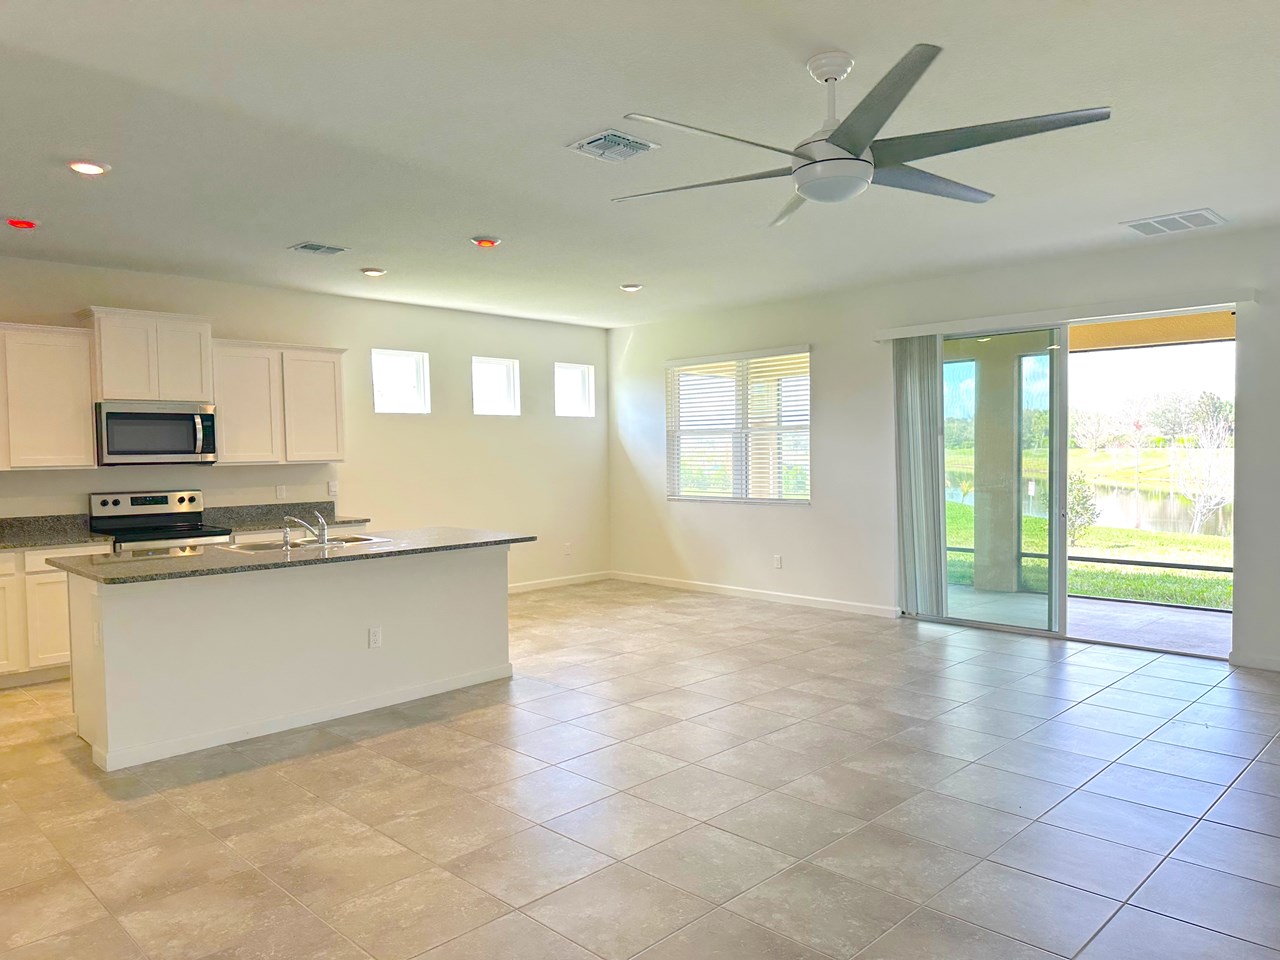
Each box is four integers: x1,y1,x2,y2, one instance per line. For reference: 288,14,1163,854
360,267,387,277
469,236,501,248
6,218,38,230
619,283,644,293
68,160,110,177
975,337,992,342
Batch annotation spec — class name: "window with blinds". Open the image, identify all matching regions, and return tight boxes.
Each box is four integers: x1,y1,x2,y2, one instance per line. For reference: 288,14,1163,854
665,347,811,503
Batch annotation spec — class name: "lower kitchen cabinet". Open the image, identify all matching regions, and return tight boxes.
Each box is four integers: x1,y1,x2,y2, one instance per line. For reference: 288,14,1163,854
0,544,111,679
0,575,21,674
25,571,72,667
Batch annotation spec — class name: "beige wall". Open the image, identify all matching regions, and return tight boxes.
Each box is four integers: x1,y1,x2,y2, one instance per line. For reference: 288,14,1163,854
609,225,1280,669
0,256,610,587
608,300,899,617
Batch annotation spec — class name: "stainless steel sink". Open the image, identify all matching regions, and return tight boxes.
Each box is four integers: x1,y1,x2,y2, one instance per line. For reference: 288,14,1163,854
218,534,391,554
219,541,303,553
296,534,391,546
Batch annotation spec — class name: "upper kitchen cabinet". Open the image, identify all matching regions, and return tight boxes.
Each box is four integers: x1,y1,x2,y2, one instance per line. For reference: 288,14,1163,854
212,341,284,464
1,326,96,469
79,306,214,402
282,348,345,462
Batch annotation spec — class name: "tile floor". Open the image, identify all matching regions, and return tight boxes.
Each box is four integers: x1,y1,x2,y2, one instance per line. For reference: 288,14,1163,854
1,580,1278,959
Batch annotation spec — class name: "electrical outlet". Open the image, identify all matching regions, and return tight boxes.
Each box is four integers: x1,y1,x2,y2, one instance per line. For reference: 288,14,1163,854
275,485,287,500
773,555,783,569
368,626,382,649
563,542,572,557
327,480,339,497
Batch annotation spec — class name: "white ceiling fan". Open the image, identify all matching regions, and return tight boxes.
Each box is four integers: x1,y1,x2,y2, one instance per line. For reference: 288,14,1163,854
614,44,1111,226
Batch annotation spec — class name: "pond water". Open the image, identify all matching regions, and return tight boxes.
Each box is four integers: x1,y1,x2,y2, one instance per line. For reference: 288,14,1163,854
946,482,1233,537
1088,482,1233,538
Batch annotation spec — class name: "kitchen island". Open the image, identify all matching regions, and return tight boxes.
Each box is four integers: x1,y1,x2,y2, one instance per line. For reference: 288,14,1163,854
50,527,535,770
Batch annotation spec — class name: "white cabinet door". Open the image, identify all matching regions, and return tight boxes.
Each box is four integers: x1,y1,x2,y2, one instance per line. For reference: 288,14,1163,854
213,343,283,463
157,319,214,401
282,349,345,462
4,328,96,468
0,574,21,674
97,314,160,400
26,571,71,667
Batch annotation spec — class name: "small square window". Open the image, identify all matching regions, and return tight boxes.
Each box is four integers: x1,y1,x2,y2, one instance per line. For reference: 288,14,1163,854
555,362,596,417
371,349,430,414
472,356,521,415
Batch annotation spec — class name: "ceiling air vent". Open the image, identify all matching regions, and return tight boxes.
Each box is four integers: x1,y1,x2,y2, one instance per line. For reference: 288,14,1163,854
1122,208,1226,237
567,129,659,162
289,241,349,255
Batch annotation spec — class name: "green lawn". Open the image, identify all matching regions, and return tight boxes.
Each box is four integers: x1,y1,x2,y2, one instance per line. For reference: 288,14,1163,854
945,501,1232,610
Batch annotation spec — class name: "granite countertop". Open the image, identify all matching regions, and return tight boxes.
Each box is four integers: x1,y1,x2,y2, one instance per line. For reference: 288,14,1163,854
47,527,537,584
0,502,371,551
0,516,107,550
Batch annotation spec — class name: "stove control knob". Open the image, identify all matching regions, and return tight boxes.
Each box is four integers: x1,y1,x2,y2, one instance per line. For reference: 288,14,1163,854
100,499,110,507
111,499,121,507
177,496,186,504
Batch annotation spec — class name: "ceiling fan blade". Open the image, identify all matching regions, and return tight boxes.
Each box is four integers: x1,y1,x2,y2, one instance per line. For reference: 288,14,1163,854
612,167,793,202
871,107,1111,167
872,164,993,203
624,113,807,160
768,194,806,227
827,44,942,157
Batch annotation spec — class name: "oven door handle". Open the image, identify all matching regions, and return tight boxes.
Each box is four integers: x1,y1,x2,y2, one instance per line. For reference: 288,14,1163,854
194,414,204,454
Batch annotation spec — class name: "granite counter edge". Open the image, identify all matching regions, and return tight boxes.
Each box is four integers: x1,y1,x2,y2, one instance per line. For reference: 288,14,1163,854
48,534,537,585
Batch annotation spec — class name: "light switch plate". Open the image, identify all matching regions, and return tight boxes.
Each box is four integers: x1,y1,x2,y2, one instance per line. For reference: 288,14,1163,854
328,480,339,497
275,485,287,500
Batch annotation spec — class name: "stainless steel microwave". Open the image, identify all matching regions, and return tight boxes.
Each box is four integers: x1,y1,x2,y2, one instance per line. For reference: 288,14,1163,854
95,401,217,465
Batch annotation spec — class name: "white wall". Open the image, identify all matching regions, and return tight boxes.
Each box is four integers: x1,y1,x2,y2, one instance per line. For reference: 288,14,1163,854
608,297,899,616
609,226,1280,668
0,256,610,587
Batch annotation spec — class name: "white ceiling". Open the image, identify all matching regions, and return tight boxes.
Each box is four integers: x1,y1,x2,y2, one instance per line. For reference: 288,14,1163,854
1,0,1277,328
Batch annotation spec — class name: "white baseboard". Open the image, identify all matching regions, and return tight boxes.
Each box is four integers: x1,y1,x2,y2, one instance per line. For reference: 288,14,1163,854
0,665,69,690
508,571,612,594
1229,650,1280,672
607,570,900,619
93,662,513,771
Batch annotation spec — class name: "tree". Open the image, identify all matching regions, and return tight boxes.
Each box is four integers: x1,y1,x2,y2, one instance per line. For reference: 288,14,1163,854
944,417,974,449
1066,471,1101,546
1070,410,1120,451
1153,391,1235,532
1149,394,1194,441
1172,392,1235,533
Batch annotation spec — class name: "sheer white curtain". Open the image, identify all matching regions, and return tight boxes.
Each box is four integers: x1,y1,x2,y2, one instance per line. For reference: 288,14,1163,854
893,335,946,617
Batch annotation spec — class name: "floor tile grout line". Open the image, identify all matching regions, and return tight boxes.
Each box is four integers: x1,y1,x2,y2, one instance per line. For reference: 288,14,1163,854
5,587,1272,958
1030,717,1280,952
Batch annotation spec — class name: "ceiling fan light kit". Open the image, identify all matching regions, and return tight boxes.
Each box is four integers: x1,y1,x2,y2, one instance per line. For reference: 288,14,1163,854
792,144,873,203
615,43,1110,225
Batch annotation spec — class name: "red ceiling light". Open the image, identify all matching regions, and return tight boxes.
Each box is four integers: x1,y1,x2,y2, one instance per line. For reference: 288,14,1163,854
7,218,39,230
469,236,501,248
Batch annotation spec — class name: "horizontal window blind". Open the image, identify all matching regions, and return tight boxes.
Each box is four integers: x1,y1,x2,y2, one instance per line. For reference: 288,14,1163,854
666,349,810,503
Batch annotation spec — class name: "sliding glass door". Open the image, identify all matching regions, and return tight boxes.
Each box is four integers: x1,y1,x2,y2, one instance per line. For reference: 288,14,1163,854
942,329,1065,631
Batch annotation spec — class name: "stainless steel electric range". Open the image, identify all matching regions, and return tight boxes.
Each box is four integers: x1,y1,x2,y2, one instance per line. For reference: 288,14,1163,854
90,490,233,553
